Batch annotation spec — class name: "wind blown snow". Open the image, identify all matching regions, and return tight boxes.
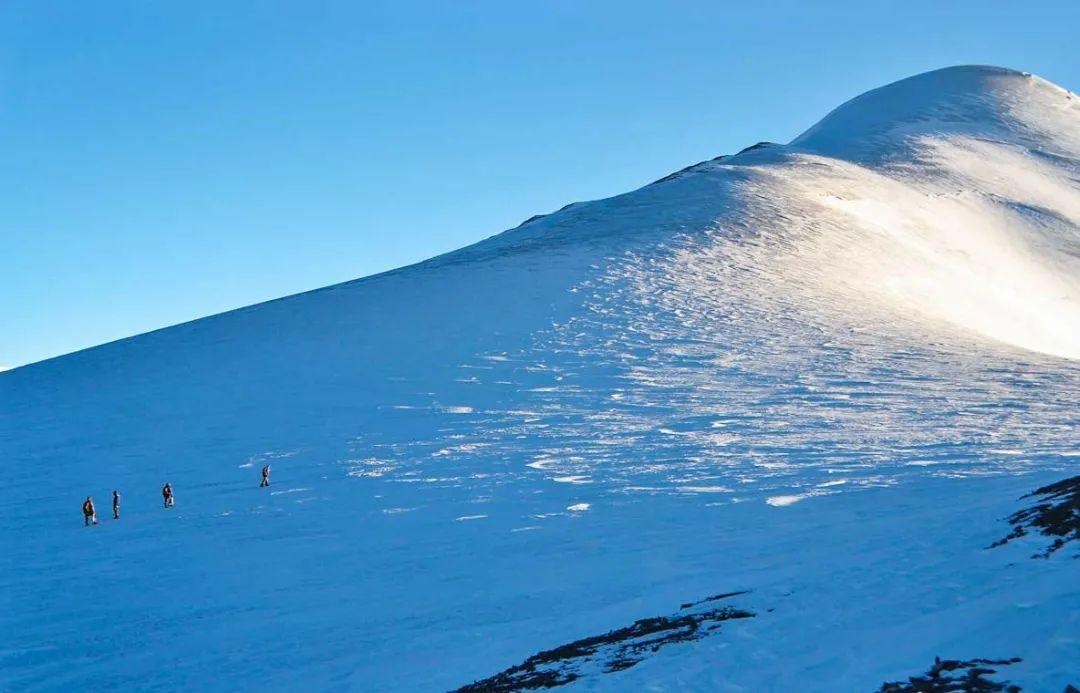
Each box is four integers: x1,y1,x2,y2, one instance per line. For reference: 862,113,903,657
2,66,1078,692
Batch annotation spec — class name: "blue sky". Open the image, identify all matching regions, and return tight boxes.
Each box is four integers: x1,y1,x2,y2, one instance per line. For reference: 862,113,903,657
2,1,1077,368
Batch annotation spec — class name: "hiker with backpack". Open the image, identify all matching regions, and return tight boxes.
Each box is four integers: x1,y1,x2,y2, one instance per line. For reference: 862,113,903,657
83,496,97,526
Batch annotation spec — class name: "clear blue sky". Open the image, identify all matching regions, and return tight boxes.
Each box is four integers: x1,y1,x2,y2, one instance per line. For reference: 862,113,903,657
2,1,1077,368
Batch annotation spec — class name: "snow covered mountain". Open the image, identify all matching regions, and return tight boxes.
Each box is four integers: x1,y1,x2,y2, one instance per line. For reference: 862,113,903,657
2,65,1079,691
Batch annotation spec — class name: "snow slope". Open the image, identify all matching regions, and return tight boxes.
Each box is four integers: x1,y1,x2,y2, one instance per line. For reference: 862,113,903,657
2,66,1079,691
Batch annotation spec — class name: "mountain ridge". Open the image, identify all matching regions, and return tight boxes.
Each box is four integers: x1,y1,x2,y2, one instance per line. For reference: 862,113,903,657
10,64,1077,373
2,65,1079,692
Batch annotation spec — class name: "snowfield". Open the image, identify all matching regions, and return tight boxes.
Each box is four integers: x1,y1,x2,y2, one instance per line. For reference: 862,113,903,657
2,66,1079,691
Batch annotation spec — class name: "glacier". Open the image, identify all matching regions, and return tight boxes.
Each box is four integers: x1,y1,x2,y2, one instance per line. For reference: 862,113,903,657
2,65,1078,691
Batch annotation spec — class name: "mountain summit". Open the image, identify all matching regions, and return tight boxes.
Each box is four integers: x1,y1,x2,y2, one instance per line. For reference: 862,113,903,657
3,67,1079,691
793,65,1078,161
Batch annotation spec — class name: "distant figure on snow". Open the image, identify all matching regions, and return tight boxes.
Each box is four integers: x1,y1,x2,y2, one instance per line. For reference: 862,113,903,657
162,482,174,508
112,490,121,519
83,496,97,526
260,465,271,487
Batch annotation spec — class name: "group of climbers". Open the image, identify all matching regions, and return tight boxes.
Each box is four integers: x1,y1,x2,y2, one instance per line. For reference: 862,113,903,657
82,465,271,526
82,490,119,525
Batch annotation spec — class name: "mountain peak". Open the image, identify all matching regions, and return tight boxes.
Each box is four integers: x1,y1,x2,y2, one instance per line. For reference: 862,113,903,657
791,65,1076,162
4,61,1080,692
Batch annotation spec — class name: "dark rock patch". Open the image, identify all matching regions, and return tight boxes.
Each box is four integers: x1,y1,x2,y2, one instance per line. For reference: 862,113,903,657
679,589,749,610
990,475,1080,558
878,656,1022,692
517,214,549,227
453,591,754,692
735,141,779,155
649,153,731,186
514,202,580,229
649,161,710,186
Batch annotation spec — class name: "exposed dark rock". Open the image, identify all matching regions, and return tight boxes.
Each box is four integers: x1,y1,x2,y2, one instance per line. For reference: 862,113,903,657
649,142,775,186
735,141,779,155
649,153,731,185
989,475,1080,558
878,656,1022,692
650,161,710,185
679,589,749,610
518,214,549,227
514,202,580,229
453,592,754,692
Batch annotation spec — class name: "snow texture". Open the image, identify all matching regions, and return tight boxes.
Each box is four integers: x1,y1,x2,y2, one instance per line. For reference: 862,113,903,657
2,65,1079,691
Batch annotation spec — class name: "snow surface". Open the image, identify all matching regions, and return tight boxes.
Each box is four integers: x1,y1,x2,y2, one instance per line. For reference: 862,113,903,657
2,65,1079,691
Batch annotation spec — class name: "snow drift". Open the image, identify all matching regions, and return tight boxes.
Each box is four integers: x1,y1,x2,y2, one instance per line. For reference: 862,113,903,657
2,66,1079,691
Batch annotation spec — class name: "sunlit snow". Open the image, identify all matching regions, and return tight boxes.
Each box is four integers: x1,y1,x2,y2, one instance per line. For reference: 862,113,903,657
2,66,1078,691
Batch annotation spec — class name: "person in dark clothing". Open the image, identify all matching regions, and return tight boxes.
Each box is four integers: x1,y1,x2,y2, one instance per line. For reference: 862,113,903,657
83,496,97,526
162,483,174,508
260,465,271,487
112,490,121,519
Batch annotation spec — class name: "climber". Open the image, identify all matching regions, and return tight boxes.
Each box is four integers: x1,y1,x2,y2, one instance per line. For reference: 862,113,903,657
83,496,97,526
